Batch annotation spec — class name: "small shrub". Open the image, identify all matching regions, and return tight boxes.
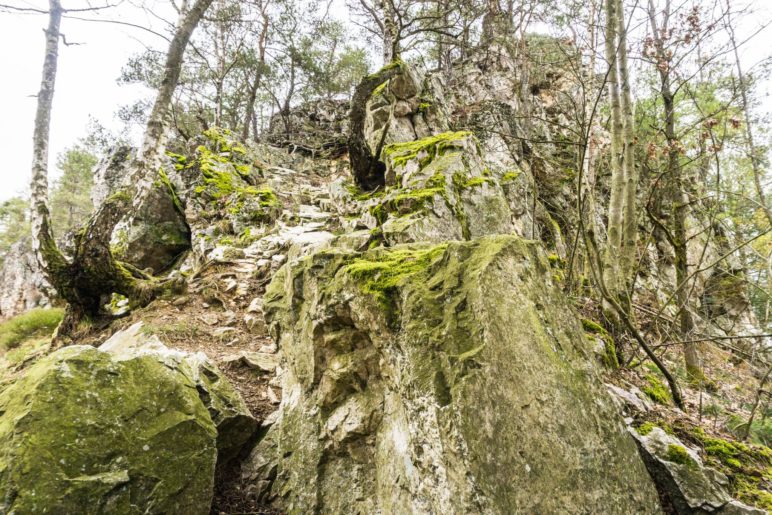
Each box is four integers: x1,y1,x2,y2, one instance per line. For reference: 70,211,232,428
0,308,64,349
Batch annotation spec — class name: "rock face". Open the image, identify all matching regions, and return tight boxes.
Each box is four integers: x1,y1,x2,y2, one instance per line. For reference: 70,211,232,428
0,238,54,320
632,428,766,515
111,179,191,274
243,236,663,514
91,145,134,208
0,323,256,514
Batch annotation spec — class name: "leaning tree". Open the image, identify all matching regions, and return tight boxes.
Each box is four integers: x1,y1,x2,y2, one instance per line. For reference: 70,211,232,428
29,0,215,340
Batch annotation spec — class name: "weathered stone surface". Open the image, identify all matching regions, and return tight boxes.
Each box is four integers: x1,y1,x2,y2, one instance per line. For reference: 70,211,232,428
363,62,450,159
0,321,257,514
100,322,258,463
243,236,662,514
368,131,528,246
0,238,54,320
0,345,217,514
111,182,191,273
631,427,763,514
91,145,134,208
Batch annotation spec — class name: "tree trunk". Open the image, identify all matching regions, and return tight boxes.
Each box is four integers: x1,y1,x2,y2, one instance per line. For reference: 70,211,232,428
242,6,269,142
603,0,625,297
380,0,398,64
616,0,637,287
30,0,213,341
134,0,215,177
30,0,70,297
648,0,702,380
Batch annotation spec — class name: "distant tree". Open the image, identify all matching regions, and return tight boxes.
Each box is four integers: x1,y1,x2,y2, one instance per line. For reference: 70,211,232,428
0,198,30,268
49,147,96,237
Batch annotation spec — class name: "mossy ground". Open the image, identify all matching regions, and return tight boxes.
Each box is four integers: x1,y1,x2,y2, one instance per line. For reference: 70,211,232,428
0,308,63,350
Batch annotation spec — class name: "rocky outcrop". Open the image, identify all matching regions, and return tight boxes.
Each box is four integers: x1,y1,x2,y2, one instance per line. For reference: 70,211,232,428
0,323,256,513
632,427,766,515
266,99,350,157
0,238,54,320
168,129,282,264
243,236,662,514
364,131,536,246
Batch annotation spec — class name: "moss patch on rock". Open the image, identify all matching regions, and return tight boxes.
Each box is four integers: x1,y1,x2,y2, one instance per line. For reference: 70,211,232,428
384,131,472,169
0,346,218,514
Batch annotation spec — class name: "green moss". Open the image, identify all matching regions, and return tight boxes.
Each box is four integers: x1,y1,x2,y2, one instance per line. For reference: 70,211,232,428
203,127,247,155
418,102,431,113
344,244,448,310
0,308,64,350
346,184,385,202
581,318,618,369
502,171,521,183
373,81,388,97
452,172,493,191
642,374,671,404
365,58,405,81
384,131,472,169
156,168,184,213
665,444,692,465
166,151,188,170
636,421,675,436
636,422,658,436
0,346,217,512
687,428,772,510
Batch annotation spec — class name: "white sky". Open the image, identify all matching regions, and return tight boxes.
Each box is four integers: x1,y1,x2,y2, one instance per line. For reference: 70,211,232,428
0,1,168,202
0,1,770,203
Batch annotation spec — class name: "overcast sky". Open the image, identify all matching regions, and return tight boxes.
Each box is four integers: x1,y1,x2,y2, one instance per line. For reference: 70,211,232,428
0,1,770,204
0,2,165,201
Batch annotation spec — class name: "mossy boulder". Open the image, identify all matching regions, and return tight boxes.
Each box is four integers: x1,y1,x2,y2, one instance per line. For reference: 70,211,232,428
0,323,256,514
631,427,765,514
243,235,662,514
110,181,191,273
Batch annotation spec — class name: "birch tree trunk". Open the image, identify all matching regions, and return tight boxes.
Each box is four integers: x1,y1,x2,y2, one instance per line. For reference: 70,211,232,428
616,0,637,287
29,0,213,340
603,0,625,296
134,0,215,178
380,0,398,64
30,0,69,291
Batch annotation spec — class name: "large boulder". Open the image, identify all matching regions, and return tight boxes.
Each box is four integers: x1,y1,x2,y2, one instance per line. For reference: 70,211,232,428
110,179,191,274
243,235,663,514
91,146,191,274
0,323,256,514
